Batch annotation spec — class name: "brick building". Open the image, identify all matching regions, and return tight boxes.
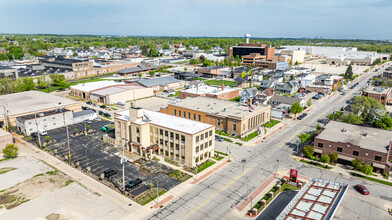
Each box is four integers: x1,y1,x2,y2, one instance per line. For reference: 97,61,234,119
242,53,288,70
383,68,392,79
160,96,271,138
314,121,392,174
228,43,275,60
362,86,392,106
179,83,239,100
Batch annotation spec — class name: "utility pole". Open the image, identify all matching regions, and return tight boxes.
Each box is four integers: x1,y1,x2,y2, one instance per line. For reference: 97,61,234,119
34,112,41,148
156,180,159,206
60,102,71,165
195,163,198,180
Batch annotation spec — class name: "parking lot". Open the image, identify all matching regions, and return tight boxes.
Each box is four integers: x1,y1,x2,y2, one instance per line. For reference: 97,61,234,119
33,120,181,196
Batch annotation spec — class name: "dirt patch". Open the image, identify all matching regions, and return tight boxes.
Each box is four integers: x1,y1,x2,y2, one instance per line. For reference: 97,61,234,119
0,170,73,210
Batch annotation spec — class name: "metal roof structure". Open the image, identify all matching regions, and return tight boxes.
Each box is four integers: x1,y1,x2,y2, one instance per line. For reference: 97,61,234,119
137,76,180,88
276,178,349,220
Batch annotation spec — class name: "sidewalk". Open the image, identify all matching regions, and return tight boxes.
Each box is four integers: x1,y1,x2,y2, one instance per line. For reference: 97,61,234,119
12,134,152,220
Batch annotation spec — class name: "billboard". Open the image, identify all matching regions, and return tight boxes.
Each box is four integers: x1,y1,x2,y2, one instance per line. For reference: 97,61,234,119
289,169,298,183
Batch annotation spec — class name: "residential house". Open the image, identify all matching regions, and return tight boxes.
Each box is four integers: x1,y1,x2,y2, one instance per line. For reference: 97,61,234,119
118,63,157,76
240,87,259,104
234,77,251,88
268,95,306,108
274,81,299,95
259,80,275,91
254,88,275,105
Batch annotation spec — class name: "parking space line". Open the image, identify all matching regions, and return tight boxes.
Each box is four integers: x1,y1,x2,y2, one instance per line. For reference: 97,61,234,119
91,165,105,173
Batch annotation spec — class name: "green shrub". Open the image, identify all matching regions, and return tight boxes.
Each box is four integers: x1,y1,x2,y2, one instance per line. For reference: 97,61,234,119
320,154,330,163
2,144,19,158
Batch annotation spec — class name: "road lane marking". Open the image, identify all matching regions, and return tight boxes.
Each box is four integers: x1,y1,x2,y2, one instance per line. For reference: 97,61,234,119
180,166,253,220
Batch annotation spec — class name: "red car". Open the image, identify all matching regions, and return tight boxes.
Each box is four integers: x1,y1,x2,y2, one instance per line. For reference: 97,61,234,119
355,184,369,195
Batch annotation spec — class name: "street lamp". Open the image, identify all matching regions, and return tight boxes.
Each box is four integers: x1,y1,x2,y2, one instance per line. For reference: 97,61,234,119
82,143,89,168
59,102,71,165
121,138,129,194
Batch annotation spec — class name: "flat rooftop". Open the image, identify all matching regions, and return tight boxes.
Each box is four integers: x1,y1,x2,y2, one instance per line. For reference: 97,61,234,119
316,121,392,153
364,86,391,95
183,85,239,96
277,178,349,220
0,91,79,118
116,109,213,134
70,81,124,92
17,108,70,121
168,96,270,118
91,85,145,96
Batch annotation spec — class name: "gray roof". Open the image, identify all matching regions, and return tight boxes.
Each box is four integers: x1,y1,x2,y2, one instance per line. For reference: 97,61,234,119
268,95,302,105
259,80,274,89
73,110,95,118
118,63,157,74
137,76,180,87
316,121,392,153
234,77,247,84
243,87,259,98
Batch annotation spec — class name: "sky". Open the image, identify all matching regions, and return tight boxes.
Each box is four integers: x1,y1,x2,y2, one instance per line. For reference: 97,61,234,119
0,0,391,40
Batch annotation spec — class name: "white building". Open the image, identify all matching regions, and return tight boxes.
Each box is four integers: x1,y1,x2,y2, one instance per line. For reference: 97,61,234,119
300,74,316,88
281,46,357,57
73,110,97,124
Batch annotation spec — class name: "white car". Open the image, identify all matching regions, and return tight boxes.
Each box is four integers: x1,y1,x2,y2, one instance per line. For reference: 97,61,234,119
39,130,47,136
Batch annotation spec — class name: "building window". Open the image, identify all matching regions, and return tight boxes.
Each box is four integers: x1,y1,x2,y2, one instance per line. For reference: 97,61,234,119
209,140,212,146
375,156,382,161
200,134,204,140
193,114,196,120
181,135,185,142
170,142,174,148
196,146,199,153
318,143,323,148
160,129,163,135
174,109,177,115
200,144,203,150
353,151,359,156
196,136,199,142
165,140,168,146
209,130,212,136
137,137,140,143
205,132,208,138
176,134,179,140
205,142,208,149
165,131,168,137
179,110,182,117
233,124,236,131
160,139,163,145
217,119,221,126
183,111,186,117
337,147,342,152
170,132,174,139
188,112,190,118
198,115,201,121
136,128,139,133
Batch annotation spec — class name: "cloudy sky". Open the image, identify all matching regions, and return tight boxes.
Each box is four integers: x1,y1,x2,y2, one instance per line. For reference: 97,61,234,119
1,0,391,39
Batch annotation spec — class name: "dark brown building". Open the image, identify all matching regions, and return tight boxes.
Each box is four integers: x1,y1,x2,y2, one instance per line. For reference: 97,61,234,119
228,43,275,61
362,86,392,106
383,69,392,79
314,121,392,175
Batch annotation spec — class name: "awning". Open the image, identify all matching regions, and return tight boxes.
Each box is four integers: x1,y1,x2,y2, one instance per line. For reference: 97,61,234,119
338,155,354,161
314,148,323,153
372,162,386,169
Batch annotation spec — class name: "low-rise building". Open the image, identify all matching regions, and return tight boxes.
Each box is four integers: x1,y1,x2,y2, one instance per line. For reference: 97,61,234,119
73,110,97,124
242,53,288,70
383,68,392,79
254,88,275,105
70,81,124,100
16,108,73,135
89,85,154,105
240,87,259,104
0,66,18,80
114,107,215,168
314,121,392,174
0,129,13,152
136,76,183,92
161,96,271,138
179,83,239,100
268,95,306,108
118,63,157,76
197,66,226,78
306,85,332,94
275,81,299,95
362,86,392,106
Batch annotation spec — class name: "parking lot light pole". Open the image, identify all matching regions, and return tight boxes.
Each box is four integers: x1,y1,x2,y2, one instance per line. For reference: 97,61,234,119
121,138,130,195
59,102,71,165
195,163,198,180
156,180,159,206
34,112,41,148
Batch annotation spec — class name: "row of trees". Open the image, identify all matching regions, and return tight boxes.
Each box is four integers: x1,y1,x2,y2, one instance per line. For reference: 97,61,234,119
0,74,68,95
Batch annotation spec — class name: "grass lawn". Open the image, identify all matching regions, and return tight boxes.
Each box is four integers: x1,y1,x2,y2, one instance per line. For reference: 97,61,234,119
215,130,239,139
350,172,392,186
190,77,206,81
169,170,192,182
212,155,224,161
263,119,280,128
235,142,243,146
300,159,332,169
229,96,240,102
134,188,166,206
243,131,258,142
169,91,179,97
36,86,62,93
215,151,228,156
205,79,237,86
197,160,216,173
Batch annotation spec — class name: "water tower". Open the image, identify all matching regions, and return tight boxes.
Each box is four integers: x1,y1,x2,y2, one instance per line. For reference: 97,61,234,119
244,34,251,44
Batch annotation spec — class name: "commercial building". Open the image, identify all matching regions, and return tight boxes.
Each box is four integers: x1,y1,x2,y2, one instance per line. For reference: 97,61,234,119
136,76,183,92
73,110,97,124
277,178,349,220
70,81,124,100
362,86,392,106
197,66,226,78
183,50,206,59
383,68,392,79
160,96,271,138
326,52,379,66
277,49,306,64
281,46,357,57
89,85,153,105
314,121,392,174
39,56,94,71
16,108,73,135
0,91,81,128
117,63,157,76
179,83,239,100
114,107,215,168
0,66,18,80
228,43,275,60
242,53,288,70
0,129,13,152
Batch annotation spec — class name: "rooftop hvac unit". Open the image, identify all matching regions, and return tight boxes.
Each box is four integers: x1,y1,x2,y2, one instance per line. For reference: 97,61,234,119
341,128,347,132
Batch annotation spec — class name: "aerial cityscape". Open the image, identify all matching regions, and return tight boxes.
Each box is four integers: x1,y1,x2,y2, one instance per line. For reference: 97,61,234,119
0,1,392,220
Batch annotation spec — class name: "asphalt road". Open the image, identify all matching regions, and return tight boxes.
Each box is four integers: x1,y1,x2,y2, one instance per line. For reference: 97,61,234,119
148,63,392,220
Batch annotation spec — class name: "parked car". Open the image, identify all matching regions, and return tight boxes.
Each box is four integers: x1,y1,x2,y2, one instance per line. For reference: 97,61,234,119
106,106,113,111
86,101,92,105
98,110,104,115
95,117,101,121
305,90,311,94
84,119,92,124
103,113,111,118
215,136,224,142
312,95,320,100
103,169,118,179
318,92,325,96
39,129,47,136
82,106,90,110
355,184,369,195
297,115,304,120
125,179,143,190
93,103,98,107
342,91,346,95
100,105,106,109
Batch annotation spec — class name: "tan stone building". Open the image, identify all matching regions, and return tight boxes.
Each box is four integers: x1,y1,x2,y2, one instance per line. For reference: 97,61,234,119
114,107,215,168
179,83,239,100
161,96,271,138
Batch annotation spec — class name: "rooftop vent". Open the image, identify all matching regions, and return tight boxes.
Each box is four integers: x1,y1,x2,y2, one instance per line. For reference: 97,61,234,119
38,113,44,117
341,128,347,132
362,132,367,137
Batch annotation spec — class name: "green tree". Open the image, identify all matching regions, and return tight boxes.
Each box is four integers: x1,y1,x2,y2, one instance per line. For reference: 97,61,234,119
141,45,149,56
351,159,363,170
339,113,364,124
297,133,310,144
307,98,312,107
162,42,170,50
45,136,50,142
290,102,303,118
361,164,373,175
137,73,143,77
302,145,314,159
148,48,159,57
320,154,330,163
148,71,155,76
350,96,386,124
189,59,199,65
374,116,392,130
36,75,48,88
372,58,381,65
49,74,66,86
327,111,341,120
328,152,339,162
0,53,8,61
21,77,35,91
344,65,353,79
7,46,24,60
74,128,78,133
2,144,19,158
202,60,212,67
58,80,69,89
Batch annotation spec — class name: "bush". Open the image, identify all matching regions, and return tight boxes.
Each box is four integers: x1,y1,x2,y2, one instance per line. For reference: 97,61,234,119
328,152,338,162
45,136,50,141
302,145,314,158
2,144,19,158
361,164,373,175
320,154,330,163
351,159,363,170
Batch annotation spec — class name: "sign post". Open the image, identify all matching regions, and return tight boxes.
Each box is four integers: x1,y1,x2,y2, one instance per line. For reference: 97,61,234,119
289,169,298,183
